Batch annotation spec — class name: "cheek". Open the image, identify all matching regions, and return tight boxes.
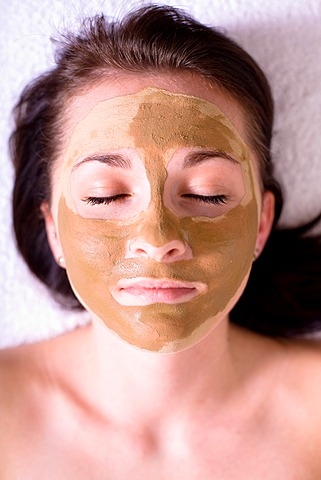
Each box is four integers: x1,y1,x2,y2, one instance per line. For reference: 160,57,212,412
186,200,258,263
57,197,129,283
184,199,258,317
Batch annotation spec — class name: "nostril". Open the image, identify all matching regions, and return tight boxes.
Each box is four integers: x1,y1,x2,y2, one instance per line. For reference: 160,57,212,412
163,246,183,260
126,238,192,262
135,248,149,257
128,241,153,258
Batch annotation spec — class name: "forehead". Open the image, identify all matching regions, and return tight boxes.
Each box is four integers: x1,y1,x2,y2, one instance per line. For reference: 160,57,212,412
62,88,249,167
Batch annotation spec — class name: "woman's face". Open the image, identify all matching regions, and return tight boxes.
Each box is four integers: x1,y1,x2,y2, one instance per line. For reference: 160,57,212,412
47,73,271,353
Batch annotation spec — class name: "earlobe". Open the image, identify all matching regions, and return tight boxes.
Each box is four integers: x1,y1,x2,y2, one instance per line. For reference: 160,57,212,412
254,191,275,258
40,202,66,269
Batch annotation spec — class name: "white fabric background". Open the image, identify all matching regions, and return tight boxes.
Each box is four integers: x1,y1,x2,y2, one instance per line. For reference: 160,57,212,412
1,0,321,348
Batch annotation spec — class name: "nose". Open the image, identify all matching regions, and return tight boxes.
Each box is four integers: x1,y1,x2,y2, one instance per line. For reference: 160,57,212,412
127,238,192,263
126,208,192,263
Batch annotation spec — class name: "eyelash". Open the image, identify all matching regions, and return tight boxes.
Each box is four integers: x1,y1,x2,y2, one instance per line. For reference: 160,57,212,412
182,194,228,205
83,194,228,206
83,194,129,205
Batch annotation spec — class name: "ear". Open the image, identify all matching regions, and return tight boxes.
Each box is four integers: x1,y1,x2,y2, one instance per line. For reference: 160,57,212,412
255,191,275,258
40,202,66,269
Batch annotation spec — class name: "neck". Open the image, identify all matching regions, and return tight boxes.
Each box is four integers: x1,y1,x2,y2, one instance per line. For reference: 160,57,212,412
78,317,240,423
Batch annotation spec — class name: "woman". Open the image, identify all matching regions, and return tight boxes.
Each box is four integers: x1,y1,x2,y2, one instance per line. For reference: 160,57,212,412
2,5,321,478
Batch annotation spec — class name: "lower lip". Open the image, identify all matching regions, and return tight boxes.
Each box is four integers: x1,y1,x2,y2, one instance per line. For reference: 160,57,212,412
112,286,199,306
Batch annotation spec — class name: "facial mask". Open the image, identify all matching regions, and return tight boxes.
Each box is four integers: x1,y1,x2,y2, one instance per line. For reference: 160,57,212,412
57,88,259,352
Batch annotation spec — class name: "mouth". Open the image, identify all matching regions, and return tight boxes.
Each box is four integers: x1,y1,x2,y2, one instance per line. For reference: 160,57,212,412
111,277,207,306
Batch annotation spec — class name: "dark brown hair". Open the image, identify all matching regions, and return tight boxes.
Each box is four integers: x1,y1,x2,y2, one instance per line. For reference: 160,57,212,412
10,4,321,335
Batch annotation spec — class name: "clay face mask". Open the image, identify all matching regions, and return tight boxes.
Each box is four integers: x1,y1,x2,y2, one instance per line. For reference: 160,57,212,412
57,88,259,353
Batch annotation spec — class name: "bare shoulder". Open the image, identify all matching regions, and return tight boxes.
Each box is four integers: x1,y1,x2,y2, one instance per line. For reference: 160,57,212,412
233,325,321,395
0,340,44,382
258,332,321,414
231,326,321,431
0,333,84,478
0,344,39,471
277,337,321,469
0,343,30,395
0,342,43,422
231,327,321,476
280,336,321,406
263,335,321,451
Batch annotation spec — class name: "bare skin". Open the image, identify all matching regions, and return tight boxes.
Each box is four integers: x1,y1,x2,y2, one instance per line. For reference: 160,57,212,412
1,321,321,479
2,73,321,478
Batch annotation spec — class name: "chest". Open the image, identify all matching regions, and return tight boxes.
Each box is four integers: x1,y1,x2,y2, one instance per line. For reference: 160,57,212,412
1,413,318,480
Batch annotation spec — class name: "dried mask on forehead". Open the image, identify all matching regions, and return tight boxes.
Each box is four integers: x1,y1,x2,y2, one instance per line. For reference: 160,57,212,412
57,88,259,353
130,89,246,152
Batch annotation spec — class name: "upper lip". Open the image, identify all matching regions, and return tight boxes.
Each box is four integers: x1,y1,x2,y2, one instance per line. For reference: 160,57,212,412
115,277,206,291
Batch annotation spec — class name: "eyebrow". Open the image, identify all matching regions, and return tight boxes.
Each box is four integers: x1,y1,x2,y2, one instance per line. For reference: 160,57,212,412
71,153,132,172
182,150,239,168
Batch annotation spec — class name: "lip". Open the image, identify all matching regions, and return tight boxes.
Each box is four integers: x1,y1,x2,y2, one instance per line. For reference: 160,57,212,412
111,277,207,306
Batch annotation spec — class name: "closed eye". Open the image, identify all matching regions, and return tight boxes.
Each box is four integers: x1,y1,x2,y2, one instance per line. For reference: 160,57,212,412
82,194,130,205
181,194,228,205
